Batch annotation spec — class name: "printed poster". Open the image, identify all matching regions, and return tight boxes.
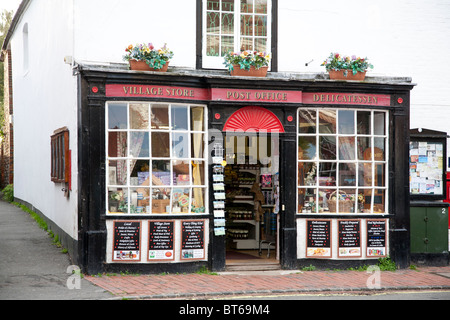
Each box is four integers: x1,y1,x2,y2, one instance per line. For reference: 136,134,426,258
306,220,331,258
181,220,205,260
148,221,174,261
112,221,141,262
338,220,361,258
366,219,387,257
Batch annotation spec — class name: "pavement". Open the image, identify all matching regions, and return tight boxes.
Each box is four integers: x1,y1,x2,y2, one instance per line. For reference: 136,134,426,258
1,198,450,301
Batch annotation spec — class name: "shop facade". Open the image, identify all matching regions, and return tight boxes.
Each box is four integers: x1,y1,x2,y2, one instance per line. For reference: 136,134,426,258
79,65,414,274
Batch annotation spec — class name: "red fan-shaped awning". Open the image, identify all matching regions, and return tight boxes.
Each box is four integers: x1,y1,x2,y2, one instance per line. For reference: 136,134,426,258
223,106,285,133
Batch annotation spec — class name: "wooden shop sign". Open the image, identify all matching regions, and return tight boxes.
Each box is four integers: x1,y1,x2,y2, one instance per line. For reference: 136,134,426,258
106,84,211,101
303,92,391,106
210,88,303,103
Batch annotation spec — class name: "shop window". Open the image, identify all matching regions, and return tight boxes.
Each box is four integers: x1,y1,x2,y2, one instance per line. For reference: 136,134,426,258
106,103,207,215
202,0,273,69
51,128,70,183
297,109,388,214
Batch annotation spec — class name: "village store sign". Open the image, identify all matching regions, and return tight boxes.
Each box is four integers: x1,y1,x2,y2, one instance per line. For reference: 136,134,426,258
105,84,391,106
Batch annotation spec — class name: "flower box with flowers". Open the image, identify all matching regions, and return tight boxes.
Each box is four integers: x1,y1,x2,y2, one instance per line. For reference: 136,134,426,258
224,51,271,77
321,53,373,81
123,43,174,72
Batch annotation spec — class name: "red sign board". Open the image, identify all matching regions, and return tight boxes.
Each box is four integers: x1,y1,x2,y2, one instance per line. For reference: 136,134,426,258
210,88,303,103
105,84,391,107
105,84,211,101
303,92,391,106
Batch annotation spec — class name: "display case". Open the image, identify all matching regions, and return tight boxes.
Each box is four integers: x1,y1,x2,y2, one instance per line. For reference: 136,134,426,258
409,129,447,201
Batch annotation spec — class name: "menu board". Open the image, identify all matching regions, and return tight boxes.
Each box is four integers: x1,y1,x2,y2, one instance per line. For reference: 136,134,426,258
366,219,387,257
306,220,331,258
148,221,174,261
112,221,141,261
338,220,361,257
181,220,205,260
409,141,444,195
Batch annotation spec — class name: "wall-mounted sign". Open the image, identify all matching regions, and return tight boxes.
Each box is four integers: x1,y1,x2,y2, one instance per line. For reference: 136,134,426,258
366,219,387,257
210,88,303,103
181,220,205,260
112,221,141,262
106,84,211,101
148,221,174,261
306,220,331,258
338,220,361,258
303,92,391,106
106,85,390,108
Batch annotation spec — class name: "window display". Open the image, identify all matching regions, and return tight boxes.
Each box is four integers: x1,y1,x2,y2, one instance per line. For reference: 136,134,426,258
297,109,388,214
107,102,207,215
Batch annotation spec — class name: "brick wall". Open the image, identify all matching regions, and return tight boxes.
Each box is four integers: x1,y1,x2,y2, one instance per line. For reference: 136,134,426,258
1,48,13,188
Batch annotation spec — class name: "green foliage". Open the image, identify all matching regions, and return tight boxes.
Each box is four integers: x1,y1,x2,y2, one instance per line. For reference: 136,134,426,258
195,266,218,275
223,50,271,71
1,184,13,202
13,202,48,231
123,43,174,70
321,52,374,75
301,264,316,271
376,256,397,271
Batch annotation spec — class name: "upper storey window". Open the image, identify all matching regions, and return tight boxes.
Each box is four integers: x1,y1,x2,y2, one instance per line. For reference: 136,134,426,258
202,0,272,69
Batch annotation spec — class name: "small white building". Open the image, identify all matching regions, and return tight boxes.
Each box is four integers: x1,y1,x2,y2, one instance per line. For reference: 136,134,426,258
1,0,447,274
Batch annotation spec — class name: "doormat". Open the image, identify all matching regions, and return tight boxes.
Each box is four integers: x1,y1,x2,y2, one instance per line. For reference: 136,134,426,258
226,251,261,260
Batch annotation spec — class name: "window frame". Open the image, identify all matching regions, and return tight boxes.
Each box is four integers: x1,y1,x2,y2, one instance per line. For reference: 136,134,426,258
198,0,277,70
105,101,209,216
51,128,70,183
296,108,389,215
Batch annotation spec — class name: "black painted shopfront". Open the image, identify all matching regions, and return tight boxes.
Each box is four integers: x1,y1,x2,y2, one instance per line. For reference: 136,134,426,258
77,65,414,274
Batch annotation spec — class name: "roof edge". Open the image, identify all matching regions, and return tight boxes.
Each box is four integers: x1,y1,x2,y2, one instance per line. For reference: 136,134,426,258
0,0,31,61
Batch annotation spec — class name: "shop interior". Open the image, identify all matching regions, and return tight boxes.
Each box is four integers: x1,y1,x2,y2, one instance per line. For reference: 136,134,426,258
223,133,280,267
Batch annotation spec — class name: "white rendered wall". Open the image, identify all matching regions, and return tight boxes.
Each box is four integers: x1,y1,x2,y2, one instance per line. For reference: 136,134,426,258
72,0,197,69
11,0,79,239
278,0,450,169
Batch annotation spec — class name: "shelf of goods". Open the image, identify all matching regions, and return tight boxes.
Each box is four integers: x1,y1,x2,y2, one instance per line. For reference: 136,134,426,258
225,165,267,250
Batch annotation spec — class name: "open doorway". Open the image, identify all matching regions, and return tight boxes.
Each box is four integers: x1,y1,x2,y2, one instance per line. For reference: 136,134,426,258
223,132,281,270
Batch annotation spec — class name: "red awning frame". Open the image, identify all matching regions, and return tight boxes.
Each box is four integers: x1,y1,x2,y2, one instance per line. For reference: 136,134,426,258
223,106,285,133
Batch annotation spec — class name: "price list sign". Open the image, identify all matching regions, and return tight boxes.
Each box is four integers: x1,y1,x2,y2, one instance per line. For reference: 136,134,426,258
338,220,361,257
112,221,141,262
148,221,174,261
181,220,205,260
366,219,387,257
306,220,331,258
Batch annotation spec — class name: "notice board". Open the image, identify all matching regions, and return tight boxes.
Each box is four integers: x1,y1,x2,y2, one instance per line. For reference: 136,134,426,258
181,220,205,260
148,221,174,261
306,220,331,258
366,219,387,257
409,129,447,201
112,221,141,262
338,220,361,258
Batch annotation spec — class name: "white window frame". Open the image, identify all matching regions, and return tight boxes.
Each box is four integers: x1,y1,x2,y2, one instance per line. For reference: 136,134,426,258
202,0,272,69
106,102,209,216
296,108,389,215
